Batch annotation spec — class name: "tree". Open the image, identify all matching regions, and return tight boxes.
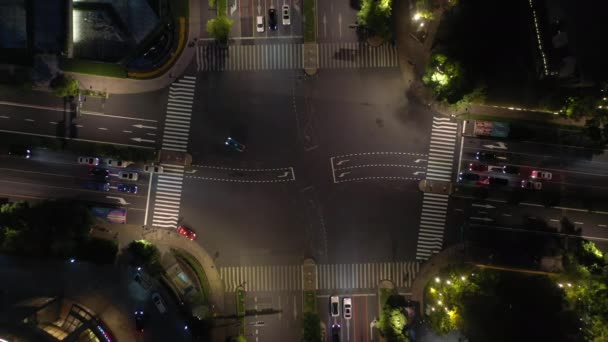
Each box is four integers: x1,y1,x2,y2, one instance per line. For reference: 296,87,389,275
357,0,394,42
376,306,408,342
231,335,247,342
206,16,233,44
422,53,467,103
560,96,598,119
127,240,164,277
50,74,79,97
302,312,322,342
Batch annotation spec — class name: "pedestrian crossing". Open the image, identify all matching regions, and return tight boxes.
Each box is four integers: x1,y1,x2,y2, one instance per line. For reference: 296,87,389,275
219,261,419,292
426,117,458,181
196,42,399,72
318,42,399,69
163,76,195,152
151,165,185,228
415,193,449,261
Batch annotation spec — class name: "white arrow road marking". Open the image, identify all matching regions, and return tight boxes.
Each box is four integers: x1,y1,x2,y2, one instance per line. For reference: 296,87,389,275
131,137,155,143
370,319,377,341
132,124,157,129
185,170,197,174
413,171,426,176
277,171,290,178
496,156,507,160
25,118,35,122
470,217,493,222
336,159,349,166
106,196,130,205
472,204,496,209
337,171,351,178
414,159,427,163
482,142,507,150
502,213,512,217
0,116,9,119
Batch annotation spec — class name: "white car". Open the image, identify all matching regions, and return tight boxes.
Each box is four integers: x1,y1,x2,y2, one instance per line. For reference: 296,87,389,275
151,293,166,314
78,156,100,166
106,159,131,168
118,171,139,181
487,165,504,173
330,295,340,317
343,297,352,319
530,170,552,180
144,164,164,173
282,5,290,26
256,15,265,32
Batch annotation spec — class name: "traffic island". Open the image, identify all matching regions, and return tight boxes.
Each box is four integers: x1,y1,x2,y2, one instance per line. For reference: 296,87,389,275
236,286,246,335
303,0,318,75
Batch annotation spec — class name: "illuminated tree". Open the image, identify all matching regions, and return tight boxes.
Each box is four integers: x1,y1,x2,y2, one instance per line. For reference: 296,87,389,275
422,53,466,103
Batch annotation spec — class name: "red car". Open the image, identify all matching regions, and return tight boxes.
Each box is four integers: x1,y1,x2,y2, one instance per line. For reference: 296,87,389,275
468,162,488,172
177,226,197,240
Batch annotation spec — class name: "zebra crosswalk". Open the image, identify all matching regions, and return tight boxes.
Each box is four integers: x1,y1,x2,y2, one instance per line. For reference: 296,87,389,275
415,193,449,261
219,261,419,292
151,165,185,228
426,117,458,181
196,42,399,72
163,76,195,152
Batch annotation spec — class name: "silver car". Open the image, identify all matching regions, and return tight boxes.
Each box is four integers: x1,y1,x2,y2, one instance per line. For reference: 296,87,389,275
118,171,139,181
78,156,99,166
151,293,166,314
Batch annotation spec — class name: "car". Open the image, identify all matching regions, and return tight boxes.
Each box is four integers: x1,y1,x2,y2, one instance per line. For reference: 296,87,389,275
177,225,197,240
256,15,265,32
475,151,497,162
78,156,100,166
343,297,352,319
268,7,277,30
118,183,138,194
487,165,504,173
85,181,110,192
225,137,246,152
135,310,145,333
106,159,130,168
151,293,167,314
332,323,341,342
458,172,480,182
521,179,542,190
531,170,552,180
468,163,487,172
118,171,139,181
330,295,340,317
479,176,509,186
8,145,31,159
90,167,109,180
144,164,164,173
502,165,520,175
282,5,290,25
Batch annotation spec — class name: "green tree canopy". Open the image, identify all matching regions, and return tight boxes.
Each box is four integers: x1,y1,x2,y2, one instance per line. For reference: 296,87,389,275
127,240,164,276
206,16,233,43
302,312,322,342
422,53,468,103
50,74,79,97
357,0,394,42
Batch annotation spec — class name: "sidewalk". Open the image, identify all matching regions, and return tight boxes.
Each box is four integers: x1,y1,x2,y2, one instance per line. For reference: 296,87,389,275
68,0,202,95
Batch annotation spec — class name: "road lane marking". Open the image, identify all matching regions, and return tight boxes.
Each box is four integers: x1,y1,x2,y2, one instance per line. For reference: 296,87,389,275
25,118,35,122
520,202,544,207
0,128,155,149
574,222,584,225
98,127,108,130
49,121,57,125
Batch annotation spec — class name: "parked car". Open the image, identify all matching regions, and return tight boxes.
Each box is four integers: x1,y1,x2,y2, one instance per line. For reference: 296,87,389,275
135,310,145,333
343,297,352,319
118,171,139,181
177,225,197,240
330,295,340,317
502,165,520,175
151,293,167,314
487,165,504,173
8,145,31,159
117,183,138,194
90,167,109,180
268,6,277,30
282,5,290,25
84,181,110,192
475,151,497,162
480,176,509,186
225,137,246,152
531,170,552,180
332,323,341,342
521,179,542,190
144,164,164,173
468,162,487,172
106,159,130,168
78,156,100,166
256,15,265,32
458,172,480,182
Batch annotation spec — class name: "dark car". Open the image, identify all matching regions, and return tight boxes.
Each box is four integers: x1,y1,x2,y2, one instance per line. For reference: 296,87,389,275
332,323,341,342
117,183,138,194
468,162,487,172
225,137,246,152
480,176,509,186
475,151,497,162
135,310,145,333
268,7,277,30
502,165,520,175
458,172,480,182
90,168,110,180
85,181,110,192
8,145,31,159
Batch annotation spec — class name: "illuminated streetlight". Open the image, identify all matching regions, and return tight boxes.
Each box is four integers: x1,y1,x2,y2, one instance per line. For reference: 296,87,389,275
435,277,440,283
413,13,421,21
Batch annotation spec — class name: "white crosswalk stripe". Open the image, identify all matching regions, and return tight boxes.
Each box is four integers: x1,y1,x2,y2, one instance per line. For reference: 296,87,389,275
151,165,185,228
319,42,399,69
219,261,419,292
197,43,303,71
426,117,458,181
416,193,449,260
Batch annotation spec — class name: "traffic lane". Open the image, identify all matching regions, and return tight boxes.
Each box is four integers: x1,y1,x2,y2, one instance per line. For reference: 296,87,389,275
0,104,68,136
73,113,159,148
243,291,301,342
316,0,359,43
92,88,168,122
465,135,608,164
317,294,377,342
